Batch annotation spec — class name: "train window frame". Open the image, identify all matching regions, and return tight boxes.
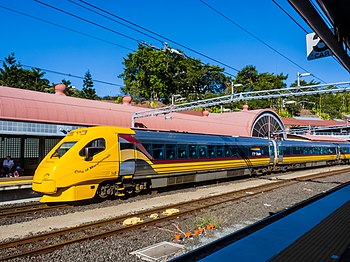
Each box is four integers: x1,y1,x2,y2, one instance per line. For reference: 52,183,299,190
260,146,269,156
341,147,350,154
177,144,188,159
224,146,232,157
208,145,216,158
189,145,198,158
229,145,239,157
216,145,224,158
165,144,177,159
143,143,152,155
198,145,208,158
52,141,77,158
120,141,135,150
152,144,165,160
79,138,106,159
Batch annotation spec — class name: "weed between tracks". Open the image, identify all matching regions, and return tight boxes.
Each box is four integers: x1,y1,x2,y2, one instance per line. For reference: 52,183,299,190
194,212,221,229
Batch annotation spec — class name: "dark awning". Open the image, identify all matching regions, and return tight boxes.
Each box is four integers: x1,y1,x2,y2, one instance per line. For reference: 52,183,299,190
288,0,350,73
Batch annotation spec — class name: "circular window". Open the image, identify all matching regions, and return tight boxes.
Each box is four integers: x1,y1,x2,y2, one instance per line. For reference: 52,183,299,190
251,112,285,139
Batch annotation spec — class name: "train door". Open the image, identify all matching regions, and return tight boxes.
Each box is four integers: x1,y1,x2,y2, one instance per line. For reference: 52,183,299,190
118,135,136,176
335,144,341,162
276,140,283,163
269,140,277,164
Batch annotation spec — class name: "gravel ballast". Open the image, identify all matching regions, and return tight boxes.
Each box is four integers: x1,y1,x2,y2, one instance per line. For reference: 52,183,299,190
3,166,350,261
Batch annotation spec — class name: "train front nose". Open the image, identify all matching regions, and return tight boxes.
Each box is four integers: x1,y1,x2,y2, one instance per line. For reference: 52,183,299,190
32,161,57,194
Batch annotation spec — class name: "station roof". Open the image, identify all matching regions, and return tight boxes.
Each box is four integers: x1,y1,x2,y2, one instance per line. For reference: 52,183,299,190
282,117,346,127
0,85,282,137
287,133,348,142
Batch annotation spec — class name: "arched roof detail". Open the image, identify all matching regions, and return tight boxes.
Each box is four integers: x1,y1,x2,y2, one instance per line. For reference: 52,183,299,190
251,111,286,139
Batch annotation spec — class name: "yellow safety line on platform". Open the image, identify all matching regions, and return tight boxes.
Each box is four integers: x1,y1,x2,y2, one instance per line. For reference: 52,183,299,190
0,180,32,185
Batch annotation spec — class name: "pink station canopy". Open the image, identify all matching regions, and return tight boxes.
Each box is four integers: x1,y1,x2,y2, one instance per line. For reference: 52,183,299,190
0,84,289,137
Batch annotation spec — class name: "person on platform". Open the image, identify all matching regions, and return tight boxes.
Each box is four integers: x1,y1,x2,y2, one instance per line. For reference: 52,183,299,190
3,156,14,177
13,163,23,177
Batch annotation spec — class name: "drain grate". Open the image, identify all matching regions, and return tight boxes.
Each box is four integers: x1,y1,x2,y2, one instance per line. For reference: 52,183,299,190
130,241,184,261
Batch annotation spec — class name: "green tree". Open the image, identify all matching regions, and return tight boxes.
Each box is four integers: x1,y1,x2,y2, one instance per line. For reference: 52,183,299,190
0,53,23,88
0,53,51,92
119,44,230,104
289,80,346,119
29,68,50,92
229,65,287,111
81,70,98,100
62,79,82,97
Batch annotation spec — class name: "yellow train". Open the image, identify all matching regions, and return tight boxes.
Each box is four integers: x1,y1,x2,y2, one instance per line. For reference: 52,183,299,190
32,126,350,202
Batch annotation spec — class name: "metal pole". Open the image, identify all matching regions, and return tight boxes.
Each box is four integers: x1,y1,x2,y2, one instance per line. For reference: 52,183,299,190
131,114,135,128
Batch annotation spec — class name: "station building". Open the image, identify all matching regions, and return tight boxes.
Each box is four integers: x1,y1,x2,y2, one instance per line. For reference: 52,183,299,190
0,83,342,175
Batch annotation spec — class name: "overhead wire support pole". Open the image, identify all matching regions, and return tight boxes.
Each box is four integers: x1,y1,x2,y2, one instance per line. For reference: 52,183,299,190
131,81,350,127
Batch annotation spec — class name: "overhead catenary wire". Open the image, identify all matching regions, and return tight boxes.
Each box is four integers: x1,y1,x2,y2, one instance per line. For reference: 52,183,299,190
68,0,164,45
0,2,234,89
0,4,134,52
271,0,309,34
0,59,124,87
33,0,143,44
73,0,240,74
32,0,236,78
200,0,326,84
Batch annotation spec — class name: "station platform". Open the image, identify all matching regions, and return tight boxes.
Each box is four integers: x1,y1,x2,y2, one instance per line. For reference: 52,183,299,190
172,182,350,262
0,176,40,202
0,176,33,189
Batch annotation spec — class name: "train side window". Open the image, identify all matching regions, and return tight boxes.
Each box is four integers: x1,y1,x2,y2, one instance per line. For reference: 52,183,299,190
313,147,320,155
238,146,249,157
79,138,106,158
189,145,198,158
224,146,232,157
261,146,269,156
153,144,165,159
305,147,312,155
294,147,301,155
143,143,152,154
198,145,208,158
166,144,176,159
120,142,134,150
229,146,238,157
217,146,224,157
177,145,188,159
208,145,216,158
52,141,77,158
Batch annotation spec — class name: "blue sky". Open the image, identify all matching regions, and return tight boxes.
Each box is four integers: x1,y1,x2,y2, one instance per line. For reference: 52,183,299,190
1,0,348,97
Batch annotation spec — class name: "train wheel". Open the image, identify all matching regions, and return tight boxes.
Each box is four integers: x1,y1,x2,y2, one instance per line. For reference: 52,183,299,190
97,183,109,198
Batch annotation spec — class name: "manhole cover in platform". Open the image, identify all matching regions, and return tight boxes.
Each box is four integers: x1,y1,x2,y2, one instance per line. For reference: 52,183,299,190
130,241,184,261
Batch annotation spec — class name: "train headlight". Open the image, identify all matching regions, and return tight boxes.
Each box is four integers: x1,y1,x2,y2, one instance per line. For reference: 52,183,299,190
43,173,50,180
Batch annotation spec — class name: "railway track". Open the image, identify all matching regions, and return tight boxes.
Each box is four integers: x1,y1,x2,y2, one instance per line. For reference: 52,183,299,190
0,202,68,219
1,167,349,260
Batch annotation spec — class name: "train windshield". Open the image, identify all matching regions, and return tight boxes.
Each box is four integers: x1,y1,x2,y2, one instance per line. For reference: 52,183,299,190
51,141,77,158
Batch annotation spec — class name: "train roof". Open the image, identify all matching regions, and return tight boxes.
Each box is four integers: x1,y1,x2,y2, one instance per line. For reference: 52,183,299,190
134,129,270,145
280,139,339,147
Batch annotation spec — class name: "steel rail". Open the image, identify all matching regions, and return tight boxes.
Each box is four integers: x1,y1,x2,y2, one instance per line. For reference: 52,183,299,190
1,167,350,260
0,203,68,219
